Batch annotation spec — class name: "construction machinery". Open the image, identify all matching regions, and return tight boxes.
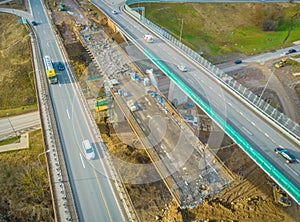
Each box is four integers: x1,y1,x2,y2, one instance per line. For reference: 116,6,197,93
274,57,287,68
59,1,66,11
268,181,291,207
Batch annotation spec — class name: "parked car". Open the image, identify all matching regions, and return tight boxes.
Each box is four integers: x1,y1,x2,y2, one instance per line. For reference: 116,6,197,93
285,49,297,55
288,49,297,54
274,148,296,163
177,65,188,72
234,59,242,64
31,21,37,26
57,62,65,71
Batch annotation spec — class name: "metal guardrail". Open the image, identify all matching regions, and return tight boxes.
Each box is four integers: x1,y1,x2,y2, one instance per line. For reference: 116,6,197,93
124,1,300,142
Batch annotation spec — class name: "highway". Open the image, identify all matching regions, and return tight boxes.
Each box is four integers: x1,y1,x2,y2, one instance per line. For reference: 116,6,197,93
29,0,125,221
91,0,300,204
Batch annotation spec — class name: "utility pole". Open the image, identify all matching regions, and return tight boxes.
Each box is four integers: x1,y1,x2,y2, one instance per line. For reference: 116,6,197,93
257,69,274,106
6,113,18,137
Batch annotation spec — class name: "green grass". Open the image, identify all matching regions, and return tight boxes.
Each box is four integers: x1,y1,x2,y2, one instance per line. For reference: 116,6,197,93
0,136,21,145
137,3,300,58
287,58,300,71
0,104,38,118
1,0,27,10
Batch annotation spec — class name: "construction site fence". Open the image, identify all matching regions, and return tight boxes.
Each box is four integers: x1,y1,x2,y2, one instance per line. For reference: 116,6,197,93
124,2,300,142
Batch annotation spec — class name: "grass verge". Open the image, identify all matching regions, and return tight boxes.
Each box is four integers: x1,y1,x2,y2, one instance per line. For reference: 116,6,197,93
0,136,21,145
137,3,300,59
0,13,37,116
0,130,54,221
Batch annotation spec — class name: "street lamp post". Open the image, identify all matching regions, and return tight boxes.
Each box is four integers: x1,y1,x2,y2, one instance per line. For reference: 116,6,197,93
6,113,18,137
257,69,274,106
38,149,51,165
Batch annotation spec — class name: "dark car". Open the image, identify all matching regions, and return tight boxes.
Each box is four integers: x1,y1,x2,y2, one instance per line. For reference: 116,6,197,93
274,148,296,163
31,21,37,26
57,62,65,71
234,59,242,64
288,49,297,54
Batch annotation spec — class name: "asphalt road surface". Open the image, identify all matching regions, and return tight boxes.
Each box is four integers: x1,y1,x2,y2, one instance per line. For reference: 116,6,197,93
0,112,40,140
29,0,125,220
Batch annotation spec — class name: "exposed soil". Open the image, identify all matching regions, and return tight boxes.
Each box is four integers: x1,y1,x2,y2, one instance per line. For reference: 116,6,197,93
230,61,300,123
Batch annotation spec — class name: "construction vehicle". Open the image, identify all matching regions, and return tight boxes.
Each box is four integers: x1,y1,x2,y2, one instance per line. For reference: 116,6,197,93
44,56,58,84
127,100,137,112
59,1,66,11
268,181,291,207
274,57,287,68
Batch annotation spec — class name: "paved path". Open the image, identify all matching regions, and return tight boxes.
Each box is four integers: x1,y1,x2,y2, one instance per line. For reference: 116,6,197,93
0,133,29,153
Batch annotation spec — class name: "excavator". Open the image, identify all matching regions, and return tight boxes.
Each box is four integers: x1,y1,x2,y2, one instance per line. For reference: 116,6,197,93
268,181,291,207
274,57,287,68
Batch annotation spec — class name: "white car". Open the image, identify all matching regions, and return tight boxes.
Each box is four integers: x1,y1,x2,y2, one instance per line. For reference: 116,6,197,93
112,9,118,14
144,34,154,43
177,65,188,72
82,139,95,160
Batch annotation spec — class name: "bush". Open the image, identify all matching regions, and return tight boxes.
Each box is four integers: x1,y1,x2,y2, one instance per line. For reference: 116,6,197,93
260,18,278,31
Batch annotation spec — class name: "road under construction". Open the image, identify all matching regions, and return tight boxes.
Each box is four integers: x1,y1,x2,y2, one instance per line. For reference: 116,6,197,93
75,25,234,208
109,77,234,208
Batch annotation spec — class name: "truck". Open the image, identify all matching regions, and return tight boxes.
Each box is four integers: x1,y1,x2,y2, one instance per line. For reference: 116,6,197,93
44,56,58,84
127,100,137,112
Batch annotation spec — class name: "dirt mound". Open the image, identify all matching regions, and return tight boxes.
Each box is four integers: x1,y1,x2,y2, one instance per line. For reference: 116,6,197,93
161,145,299,222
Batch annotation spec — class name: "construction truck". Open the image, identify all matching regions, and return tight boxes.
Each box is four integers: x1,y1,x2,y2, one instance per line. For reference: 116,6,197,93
274,57,287,68
44,56,58,84
127,100,137,112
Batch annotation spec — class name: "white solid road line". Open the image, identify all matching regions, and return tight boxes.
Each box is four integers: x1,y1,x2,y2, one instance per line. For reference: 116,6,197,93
242,126,253,136
66,109,70,119
284,163,299,176
79,153,86,169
